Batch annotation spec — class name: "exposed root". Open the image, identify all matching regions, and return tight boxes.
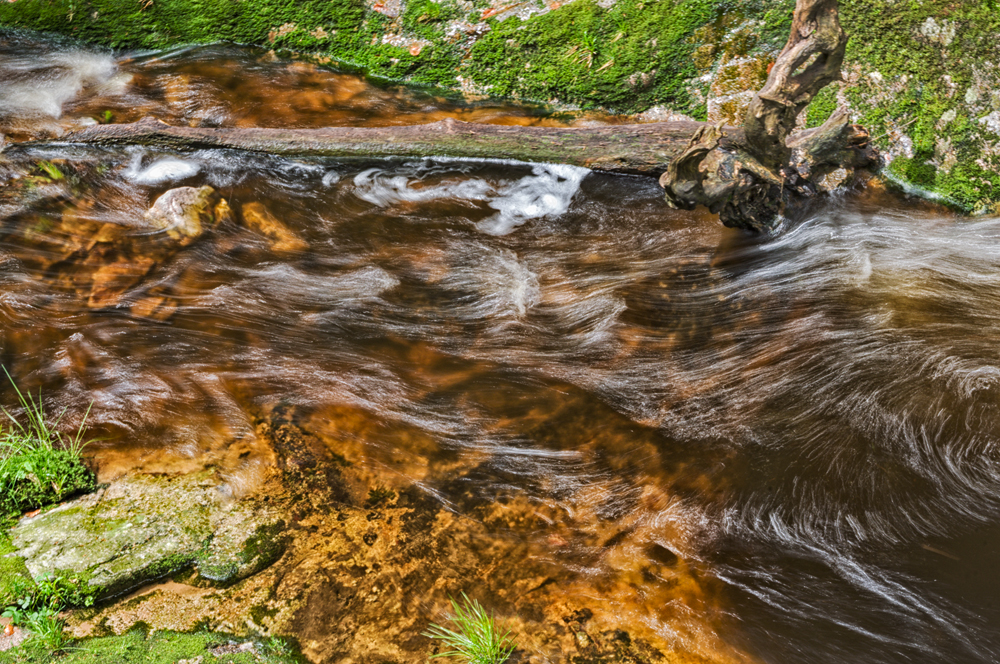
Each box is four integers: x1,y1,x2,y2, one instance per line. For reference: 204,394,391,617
659,0,878,232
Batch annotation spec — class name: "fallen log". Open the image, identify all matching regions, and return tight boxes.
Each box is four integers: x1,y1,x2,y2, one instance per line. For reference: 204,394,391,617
1,0,878,232
11,116,740,177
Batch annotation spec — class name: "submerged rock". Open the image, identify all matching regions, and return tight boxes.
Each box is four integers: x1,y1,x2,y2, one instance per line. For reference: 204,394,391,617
240,201,308,253
8,472,286,599
87,256,157,308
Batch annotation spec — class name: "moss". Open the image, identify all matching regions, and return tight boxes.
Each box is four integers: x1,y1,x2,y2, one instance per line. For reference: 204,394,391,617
0,628,305,663
0,532,33,605
465,0,720,114
196,520,287,584
828,0,1000,209
401,0,462,40
238,522,286,565
806,85,837,128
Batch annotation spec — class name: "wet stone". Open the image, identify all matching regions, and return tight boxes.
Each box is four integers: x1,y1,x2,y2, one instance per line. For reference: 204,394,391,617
144,185,219,245
8,472,286,598
88,256,157,308
129,294,180,321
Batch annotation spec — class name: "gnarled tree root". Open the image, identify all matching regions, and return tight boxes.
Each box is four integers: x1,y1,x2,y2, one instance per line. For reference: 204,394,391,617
659,0,879,232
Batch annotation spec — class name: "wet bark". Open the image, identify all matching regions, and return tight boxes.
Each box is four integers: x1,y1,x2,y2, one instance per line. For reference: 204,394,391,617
2,0,876,232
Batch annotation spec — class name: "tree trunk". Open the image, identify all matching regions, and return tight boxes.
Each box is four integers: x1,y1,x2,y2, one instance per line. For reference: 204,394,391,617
2,0,877,232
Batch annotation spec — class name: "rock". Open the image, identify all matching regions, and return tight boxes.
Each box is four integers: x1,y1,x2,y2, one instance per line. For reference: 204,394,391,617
8,472,286,599
239,202,308,253
143,186,218,245
213,198,235,226
198,503,287,584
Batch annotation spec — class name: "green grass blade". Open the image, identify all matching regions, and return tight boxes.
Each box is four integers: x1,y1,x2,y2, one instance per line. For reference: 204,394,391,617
423,592,517,663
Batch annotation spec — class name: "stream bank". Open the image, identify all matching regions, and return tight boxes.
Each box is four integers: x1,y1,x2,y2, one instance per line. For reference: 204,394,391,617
1,0,998,210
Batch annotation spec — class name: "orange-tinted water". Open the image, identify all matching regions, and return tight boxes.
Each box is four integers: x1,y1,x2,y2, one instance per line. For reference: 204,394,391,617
3,32,1000,664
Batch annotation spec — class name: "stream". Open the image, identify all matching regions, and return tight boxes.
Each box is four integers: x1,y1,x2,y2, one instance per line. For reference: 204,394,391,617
4,30,1000,664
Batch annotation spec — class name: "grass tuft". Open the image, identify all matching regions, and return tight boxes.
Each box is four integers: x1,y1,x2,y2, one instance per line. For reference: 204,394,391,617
423,593,516,664
0,368,95,519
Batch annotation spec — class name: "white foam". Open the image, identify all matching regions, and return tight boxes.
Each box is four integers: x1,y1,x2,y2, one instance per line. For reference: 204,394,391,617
352,167,494,206
322,170,341,187
477,163,589,235
351,162,588,235
0,50,118,119
126,156,202,184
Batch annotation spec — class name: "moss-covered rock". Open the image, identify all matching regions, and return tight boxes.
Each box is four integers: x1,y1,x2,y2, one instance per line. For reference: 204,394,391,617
7,472,286,599
0,628,302,664
0,0,996,207
0,532,33,606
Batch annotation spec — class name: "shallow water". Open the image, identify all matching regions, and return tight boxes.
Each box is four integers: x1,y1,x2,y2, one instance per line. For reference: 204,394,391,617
3,32,1000,664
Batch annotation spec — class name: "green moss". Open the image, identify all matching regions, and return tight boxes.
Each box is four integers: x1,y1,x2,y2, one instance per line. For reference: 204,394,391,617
401,0,462,40
0,532,33,605
465,0,720,114
0,628,304,664
238,522,286,564
806,85,837,128
196,520,287,584
829,0,1000,209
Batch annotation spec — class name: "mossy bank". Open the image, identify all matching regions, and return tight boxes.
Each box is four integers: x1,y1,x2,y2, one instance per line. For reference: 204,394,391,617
0,0,997,209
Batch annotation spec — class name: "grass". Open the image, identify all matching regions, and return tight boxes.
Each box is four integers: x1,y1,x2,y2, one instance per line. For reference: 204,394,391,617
2,573,98,653
35,163,64,181
423,593,516,664
0,372,98,653
0,369,95,520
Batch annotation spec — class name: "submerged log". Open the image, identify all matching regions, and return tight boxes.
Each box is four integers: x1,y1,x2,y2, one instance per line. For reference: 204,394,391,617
2,0,877,232
13,116,738,177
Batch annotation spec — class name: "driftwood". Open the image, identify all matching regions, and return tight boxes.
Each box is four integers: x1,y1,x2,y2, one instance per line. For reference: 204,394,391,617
3,0,876,232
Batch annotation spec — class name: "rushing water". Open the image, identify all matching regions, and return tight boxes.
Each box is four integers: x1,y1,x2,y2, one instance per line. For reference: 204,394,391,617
5,31,1000,664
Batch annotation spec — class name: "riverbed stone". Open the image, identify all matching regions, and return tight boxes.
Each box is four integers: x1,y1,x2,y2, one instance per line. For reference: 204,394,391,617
143,185,218,245
7,471,286,598
239,201,308,253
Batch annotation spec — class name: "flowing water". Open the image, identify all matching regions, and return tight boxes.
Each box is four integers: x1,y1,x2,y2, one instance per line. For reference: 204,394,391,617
3,31,1000,664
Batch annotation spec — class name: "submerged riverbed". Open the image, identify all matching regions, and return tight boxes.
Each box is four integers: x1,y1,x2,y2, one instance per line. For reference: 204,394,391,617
3,31,1000,664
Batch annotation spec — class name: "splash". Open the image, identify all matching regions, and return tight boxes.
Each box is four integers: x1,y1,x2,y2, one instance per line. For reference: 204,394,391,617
351,160,588,235
0,46,117,119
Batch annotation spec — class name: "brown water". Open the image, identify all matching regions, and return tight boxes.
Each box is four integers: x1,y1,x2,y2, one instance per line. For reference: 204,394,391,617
4,31,1000,664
